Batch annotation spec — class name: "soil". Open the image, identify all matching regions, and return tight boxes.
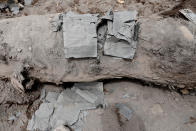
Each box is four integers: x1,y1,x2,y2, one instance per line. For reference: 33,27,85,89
0,0,196,131
0,0,180,19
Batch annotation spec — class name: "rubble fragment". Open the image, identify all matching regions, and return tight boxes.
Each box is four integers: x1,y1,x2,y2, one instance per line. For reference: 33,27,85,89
27,82,104,131
112,11,137,41
103,11,138,59
104,37,137,59
179,9,196,24
63,12,98,58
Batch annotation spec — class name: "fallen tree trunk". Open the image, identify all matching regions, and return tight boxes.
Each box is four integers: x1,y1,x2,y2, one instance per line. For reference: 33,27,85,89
0,14,195,90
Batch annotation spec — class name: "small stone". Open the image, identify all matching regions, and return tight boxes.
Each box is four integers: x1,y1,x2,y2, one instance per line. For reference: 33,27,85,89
180,89,189,95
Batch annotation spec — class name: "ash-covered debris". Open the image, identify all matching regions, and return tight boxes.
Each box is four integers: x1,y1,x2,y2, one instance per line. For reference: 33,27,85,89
62,10,139,60
103,10,138,59
27,82,104,131
63,12,98,58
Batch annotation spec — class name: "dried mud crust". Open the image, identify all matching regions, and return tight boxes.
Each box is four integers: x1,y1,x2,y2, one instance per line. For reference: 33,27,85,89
0,0,180,19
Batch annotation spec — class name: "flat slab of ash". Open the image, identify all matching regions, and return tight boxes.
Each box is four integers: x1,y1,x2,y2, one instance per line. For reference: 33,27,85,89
104,10,138,59
63,12,98,58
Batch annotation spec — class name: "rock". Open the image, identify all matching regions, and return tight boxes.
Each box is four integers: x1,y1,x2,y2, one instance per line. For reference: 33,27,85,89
63,12,98,58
